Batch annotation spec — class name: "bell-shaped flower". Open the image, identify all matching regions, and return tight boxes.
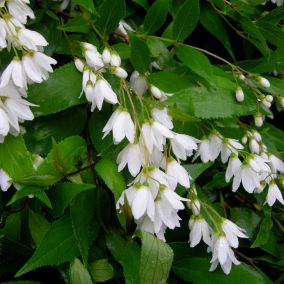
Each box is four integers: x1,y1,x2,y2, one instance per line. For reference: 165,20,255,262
220,138,243,163
266,182,284,206
151,107,173,129
130,71,147,95
117,143,143,176
103,109,135,144
18,28,48,51
82,42,104,70
7,0,35,24
225,154,242,183
0,169,11,191
189,216,211,247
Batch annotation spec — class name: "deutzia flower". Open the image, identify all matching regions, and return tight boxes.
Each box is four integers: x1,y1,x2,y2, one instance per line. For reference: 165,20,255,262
103,109,135,144
150,85,173,101
266,182,284,206
140,121,173,154
268,154,284,173
221,219,247,248
0,169,11,191
194,137,212,162
166,158,191,188
0,107,10,141
87,78,118,111
115,20,134,39
6,0,35,24
225,154,242,183
17,28,48,51
257,76,270,88
151,108,173,129
130,71,147,95
170,133,199,161
117,143,143,176
235,86,244,102
209,235,240,275
82,42,104,70
188,216,211,247
220,138,243,163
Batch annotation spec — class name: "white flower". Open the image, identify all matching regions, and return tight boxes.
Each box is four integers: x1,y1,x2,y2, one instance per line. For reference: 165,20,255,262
115,20,134,38
74,58,85,72
22,52,57,84
0,58,26,88
170,133,199,161
166,158,191,188
88,78,118,111
140,121,173,154
266,182,284,206
209,236,240,275
249,138,260,154
235,86,244,102
220,138,243,163
151,108,173,129
209,133,222,160
102,47,111,64
82,69,97,91
18,28,48,51
0,108,10,138
189,217,211,247
110,53,121,67
160,184,188,210
271,0,283,6
82,42,104,70
7,0,35,24
225,155,242,183
103,109,135,144
0,18,7,48
221,219,247,248
194,138,212,162
254,113,264,127
268,154,284,173
117,143,143,176
129,184,155,221
0,169,11,191
130,71,147,95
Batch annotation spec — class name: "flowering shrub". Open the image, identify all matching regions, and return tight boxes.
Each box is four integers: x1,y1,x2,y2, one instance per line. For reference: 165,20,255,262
0,0,284,283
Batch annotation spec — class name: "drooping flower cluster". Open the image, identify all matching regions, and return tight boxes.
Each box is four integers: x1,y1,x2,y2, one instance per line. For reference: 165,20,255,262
0,0,56,142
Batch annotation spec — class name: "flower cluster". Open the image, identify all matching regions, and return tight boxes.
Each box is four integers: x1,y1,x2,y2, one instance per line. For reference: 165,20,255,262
0,0,56,142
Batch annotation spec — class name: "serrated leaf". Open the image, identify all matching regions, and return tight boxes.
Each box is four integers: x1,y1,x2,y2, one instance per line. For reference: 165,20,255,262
73,0,95,13
95,159,125,203
7,186,50,207
184,163,213,181
96,0,125,36
50,182,95,217
16,216,80,277
143,0,169,34
33,136,87,186
89,259,114,282
200,3,235,60
70,258,93,284
140,232,173,284
29,211,51,247
173,257,271,284
172,0,200,41
71,190,96,265
0,135,34,180
59,16,90,33
175,45,213,84
106,230,140,284
130,34,151,73
28,63,85,116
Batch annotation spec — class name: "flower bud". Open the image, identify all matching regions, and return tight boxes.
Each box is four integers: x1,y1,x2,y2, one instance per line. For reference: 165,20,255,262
235,86,244,102
252,130,261,142
249,138,260,154
110,53,121,67
254,113,264,127
241,136,248,144
265,95,273,103
74,58,84,72
114,67,128,79
279,97,284,108
238,74,246,80
257,76,270,88
150,85,162,99
102,47,111,64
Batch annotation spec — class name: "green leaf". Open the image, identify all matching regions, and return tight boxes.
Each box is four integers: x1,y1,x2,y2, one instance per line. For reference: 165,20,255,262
106,230,140,284
95,159,125,203
200,2,235,60
132,0,148,9
149,71,195,93
2,281,42,284
71,190,96,265
0,135,34,179
130,34,151,73
7,186,52,208
175,45,213,84
29,211,51,247
70,258,93,284
173,257,271,284
140,232,173,284
96,0,126,36
58,16,90,33
34,136,87,186
172,0,200,41
143,0,169,34
25,106,87,156
73,0,95,13
89,259,114,282
184,163,213,181
16,216,80,277
50,182,95,217
28,63,85,116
